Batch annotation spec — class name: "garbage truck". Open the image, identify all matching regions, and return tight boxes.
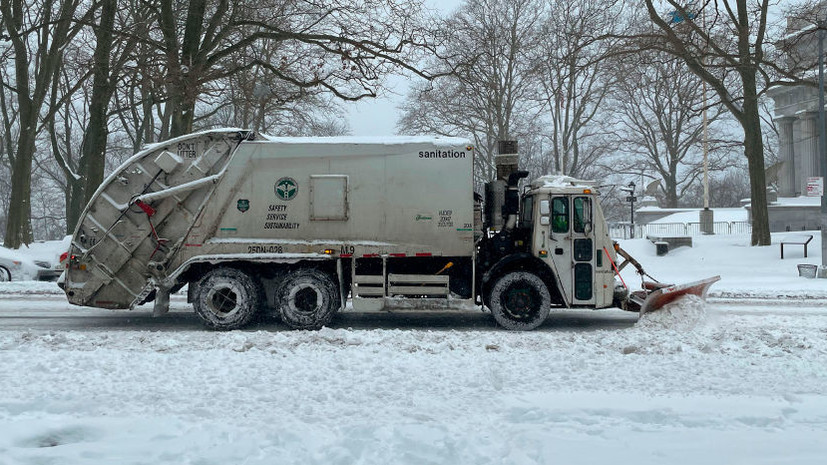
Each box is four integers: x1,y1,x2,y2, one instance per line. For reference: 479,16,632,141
60,129,718,330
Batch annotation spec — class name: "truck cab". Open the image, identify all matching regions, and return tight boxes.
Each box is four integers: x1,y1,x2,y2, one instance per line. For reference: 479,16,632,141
477,175,619,330
523,176,616,309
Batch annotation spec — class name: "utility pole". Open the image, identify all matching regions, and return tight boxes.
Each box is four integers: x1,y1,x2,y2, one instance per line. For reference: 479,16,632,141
699,4,714,234
819,16,827,275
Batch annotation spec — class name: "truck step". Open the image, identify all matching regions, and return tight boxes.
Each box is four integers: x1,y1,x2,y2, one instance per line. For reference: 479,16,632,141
353,274,385,298
389,274,449,297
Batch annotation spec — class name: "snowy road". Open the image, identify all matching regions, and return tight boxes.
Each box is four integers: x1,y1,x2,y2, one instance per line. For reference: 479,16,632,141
1,294,826,464
2,294,823,330
0,294,643,332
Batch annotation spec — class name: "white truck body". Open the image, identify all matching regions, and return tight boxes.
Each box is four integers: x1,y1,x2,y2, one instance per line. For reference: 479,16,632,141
63,130,479,313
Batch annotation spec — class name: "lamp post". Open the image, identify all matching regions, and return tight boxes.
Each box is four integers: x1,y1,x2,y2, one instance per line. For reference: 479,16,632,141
624,181,637,239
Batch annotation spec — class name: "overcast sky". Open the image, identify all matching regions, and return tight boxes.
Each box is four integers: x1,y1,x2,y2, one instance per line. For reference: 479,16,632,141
345,0,463,136
345,0,800,136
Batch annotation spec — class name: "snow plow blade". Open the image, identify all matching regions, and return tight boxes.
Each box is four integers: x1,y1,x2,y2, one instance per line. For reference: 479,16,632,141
639,276,721,316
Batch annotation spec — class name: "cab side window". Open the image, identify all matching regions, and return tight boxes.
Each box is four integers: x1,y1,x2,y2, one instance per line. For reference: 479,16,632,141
573,197,592,233
551,197,568,233
520,195,534,228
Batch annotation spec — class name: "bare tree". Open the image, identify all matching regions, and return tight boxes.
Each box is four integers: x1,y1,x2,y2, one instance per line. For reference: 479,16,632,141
532,0,627,177
0,0,92,247
204,43,349,135
610,54,737,207
147,0,444,138
629,0,802,245
398,0,543,181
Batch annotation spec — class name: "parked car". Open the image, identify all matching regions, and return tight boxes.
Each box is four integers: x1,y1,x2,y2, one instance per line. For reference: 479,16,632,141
0,248,37,281
0,236,71,282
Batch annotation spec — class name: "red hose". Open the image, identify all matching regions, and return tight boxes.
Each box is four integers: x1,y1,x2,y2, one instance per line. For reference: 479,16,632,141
603,247,627,289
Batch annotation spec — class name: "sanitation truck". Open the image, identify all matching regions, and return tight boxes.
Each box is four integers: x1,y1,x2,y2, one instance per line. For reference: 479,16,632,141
61,129,718,330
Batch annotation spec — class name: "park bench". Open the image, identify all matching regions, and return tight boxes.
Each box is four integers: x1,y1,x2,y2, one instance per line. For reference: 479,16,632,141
780,233,813,259
646,235,692,255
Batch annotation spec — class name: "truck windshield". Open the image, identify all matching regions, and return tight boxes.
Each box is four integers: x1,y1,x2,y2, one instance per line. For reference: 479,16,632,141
573,197,591,233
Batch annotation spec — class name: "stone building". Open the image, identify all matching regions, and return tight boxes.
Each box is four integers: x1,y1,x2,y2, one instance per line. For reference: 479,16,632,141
768,86,823,198
765,5,826,231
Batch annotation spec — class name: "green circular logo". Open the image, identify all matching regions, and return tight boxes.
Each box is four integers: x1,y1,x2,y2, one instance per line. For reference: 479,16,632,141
275,177,298,201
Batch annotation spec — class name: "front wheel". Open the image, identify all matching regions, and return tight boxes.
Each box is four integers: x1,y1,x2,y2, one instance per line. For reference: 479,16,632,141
0,266,10,282
193,267,262,330
489,271,550,331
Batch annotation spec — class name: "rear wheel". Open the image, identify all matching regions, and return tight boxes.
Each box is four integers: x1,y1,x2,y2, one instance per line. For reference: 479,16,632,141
275,268,340,330
193,267,262,330
0,266,10,282
489,271,550,331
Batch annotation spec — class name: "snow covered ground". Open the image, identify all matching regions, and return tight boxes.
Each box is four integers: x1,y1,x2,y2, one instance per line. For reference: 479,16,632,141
1,233,826,464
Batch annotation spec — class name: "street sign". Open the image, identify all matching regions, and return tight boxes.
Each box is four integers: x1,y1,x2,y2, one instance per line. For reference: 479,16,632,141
626,196,638,202
807,177,824,197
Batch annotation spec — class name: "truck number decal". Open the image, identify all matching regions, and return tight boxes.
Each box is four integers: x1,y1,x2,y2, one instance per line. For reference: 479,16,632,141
340,245,355,255
247,245,284,254
438,210,453,228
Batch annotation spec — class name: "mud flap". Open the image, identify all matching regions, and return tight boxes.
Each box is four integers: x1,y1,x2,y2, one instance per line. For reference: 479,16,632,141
639,275,721,316
152,285,171,317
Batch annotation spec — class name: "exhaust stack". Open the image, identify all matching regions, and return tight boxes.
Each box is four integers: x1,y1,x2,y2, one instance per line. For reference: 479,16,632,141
484,141,528,231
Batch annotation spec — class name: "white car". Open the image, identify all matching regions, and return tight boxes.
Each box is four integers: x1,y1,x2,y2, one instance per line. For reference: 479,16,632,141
0,248,37,281
0,236,71,282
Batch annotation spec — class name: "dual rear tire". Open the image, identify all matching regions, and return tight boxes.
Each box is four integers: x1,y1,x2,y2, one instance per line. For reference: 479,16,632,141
193,266,340,331
273,269,340,330
193,267,263,330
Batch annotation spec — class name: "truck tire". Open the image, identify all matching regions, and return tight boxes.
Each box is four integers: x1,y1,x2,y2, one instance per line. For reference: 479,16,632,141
275,268,340,330
0,266,10,282
489,271,550,331
193,267,262,330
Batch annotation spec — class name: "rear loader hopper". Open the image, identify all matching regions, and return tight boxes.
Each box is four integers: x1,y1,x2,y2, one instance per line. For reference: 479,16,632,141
62,129,251,311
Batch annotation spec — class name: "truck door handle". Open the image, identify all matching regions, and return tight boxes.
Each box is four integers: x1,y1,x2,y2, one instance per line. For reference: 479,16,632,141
555,248,564,255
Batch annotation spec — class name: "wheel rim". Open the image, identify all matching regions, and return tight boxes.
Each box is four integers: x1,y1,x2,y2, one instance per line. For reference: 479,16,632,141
288,284,323,315
0,268,9,282
206,285,241,317
502,281,541,321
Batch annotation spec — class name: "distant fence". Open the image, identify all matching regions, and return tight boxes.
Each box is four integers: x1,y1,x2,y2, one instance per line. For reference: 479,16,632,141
608,221,752,240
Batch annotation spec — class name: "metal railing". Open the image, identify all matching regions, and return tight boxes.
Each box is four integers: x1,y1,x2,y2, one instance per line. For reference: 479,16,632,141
608,221,752,240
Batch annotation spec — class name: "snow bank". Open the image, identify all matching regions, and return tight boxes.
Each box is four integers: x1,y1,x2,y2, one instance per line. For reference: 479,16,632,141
0,281,64,295
635,295,708,331
648,208,747,224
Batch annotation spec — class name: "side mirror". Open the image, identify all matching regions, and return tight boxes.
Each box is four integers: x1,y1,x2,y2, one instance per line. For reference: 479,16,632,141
540,217,550,226
539,200,549,215
583,221,593,235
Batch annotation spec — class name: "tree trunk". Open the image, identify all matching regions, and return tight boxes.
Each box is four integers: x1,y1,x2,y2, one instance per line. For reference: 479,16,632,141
80,0,116,206
163,0,204,138
664,180,678,208
66,178,85,235
4,134,34,248
744,116,771,246
170,96,196,137
742,74,771,246
3,59,35,248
